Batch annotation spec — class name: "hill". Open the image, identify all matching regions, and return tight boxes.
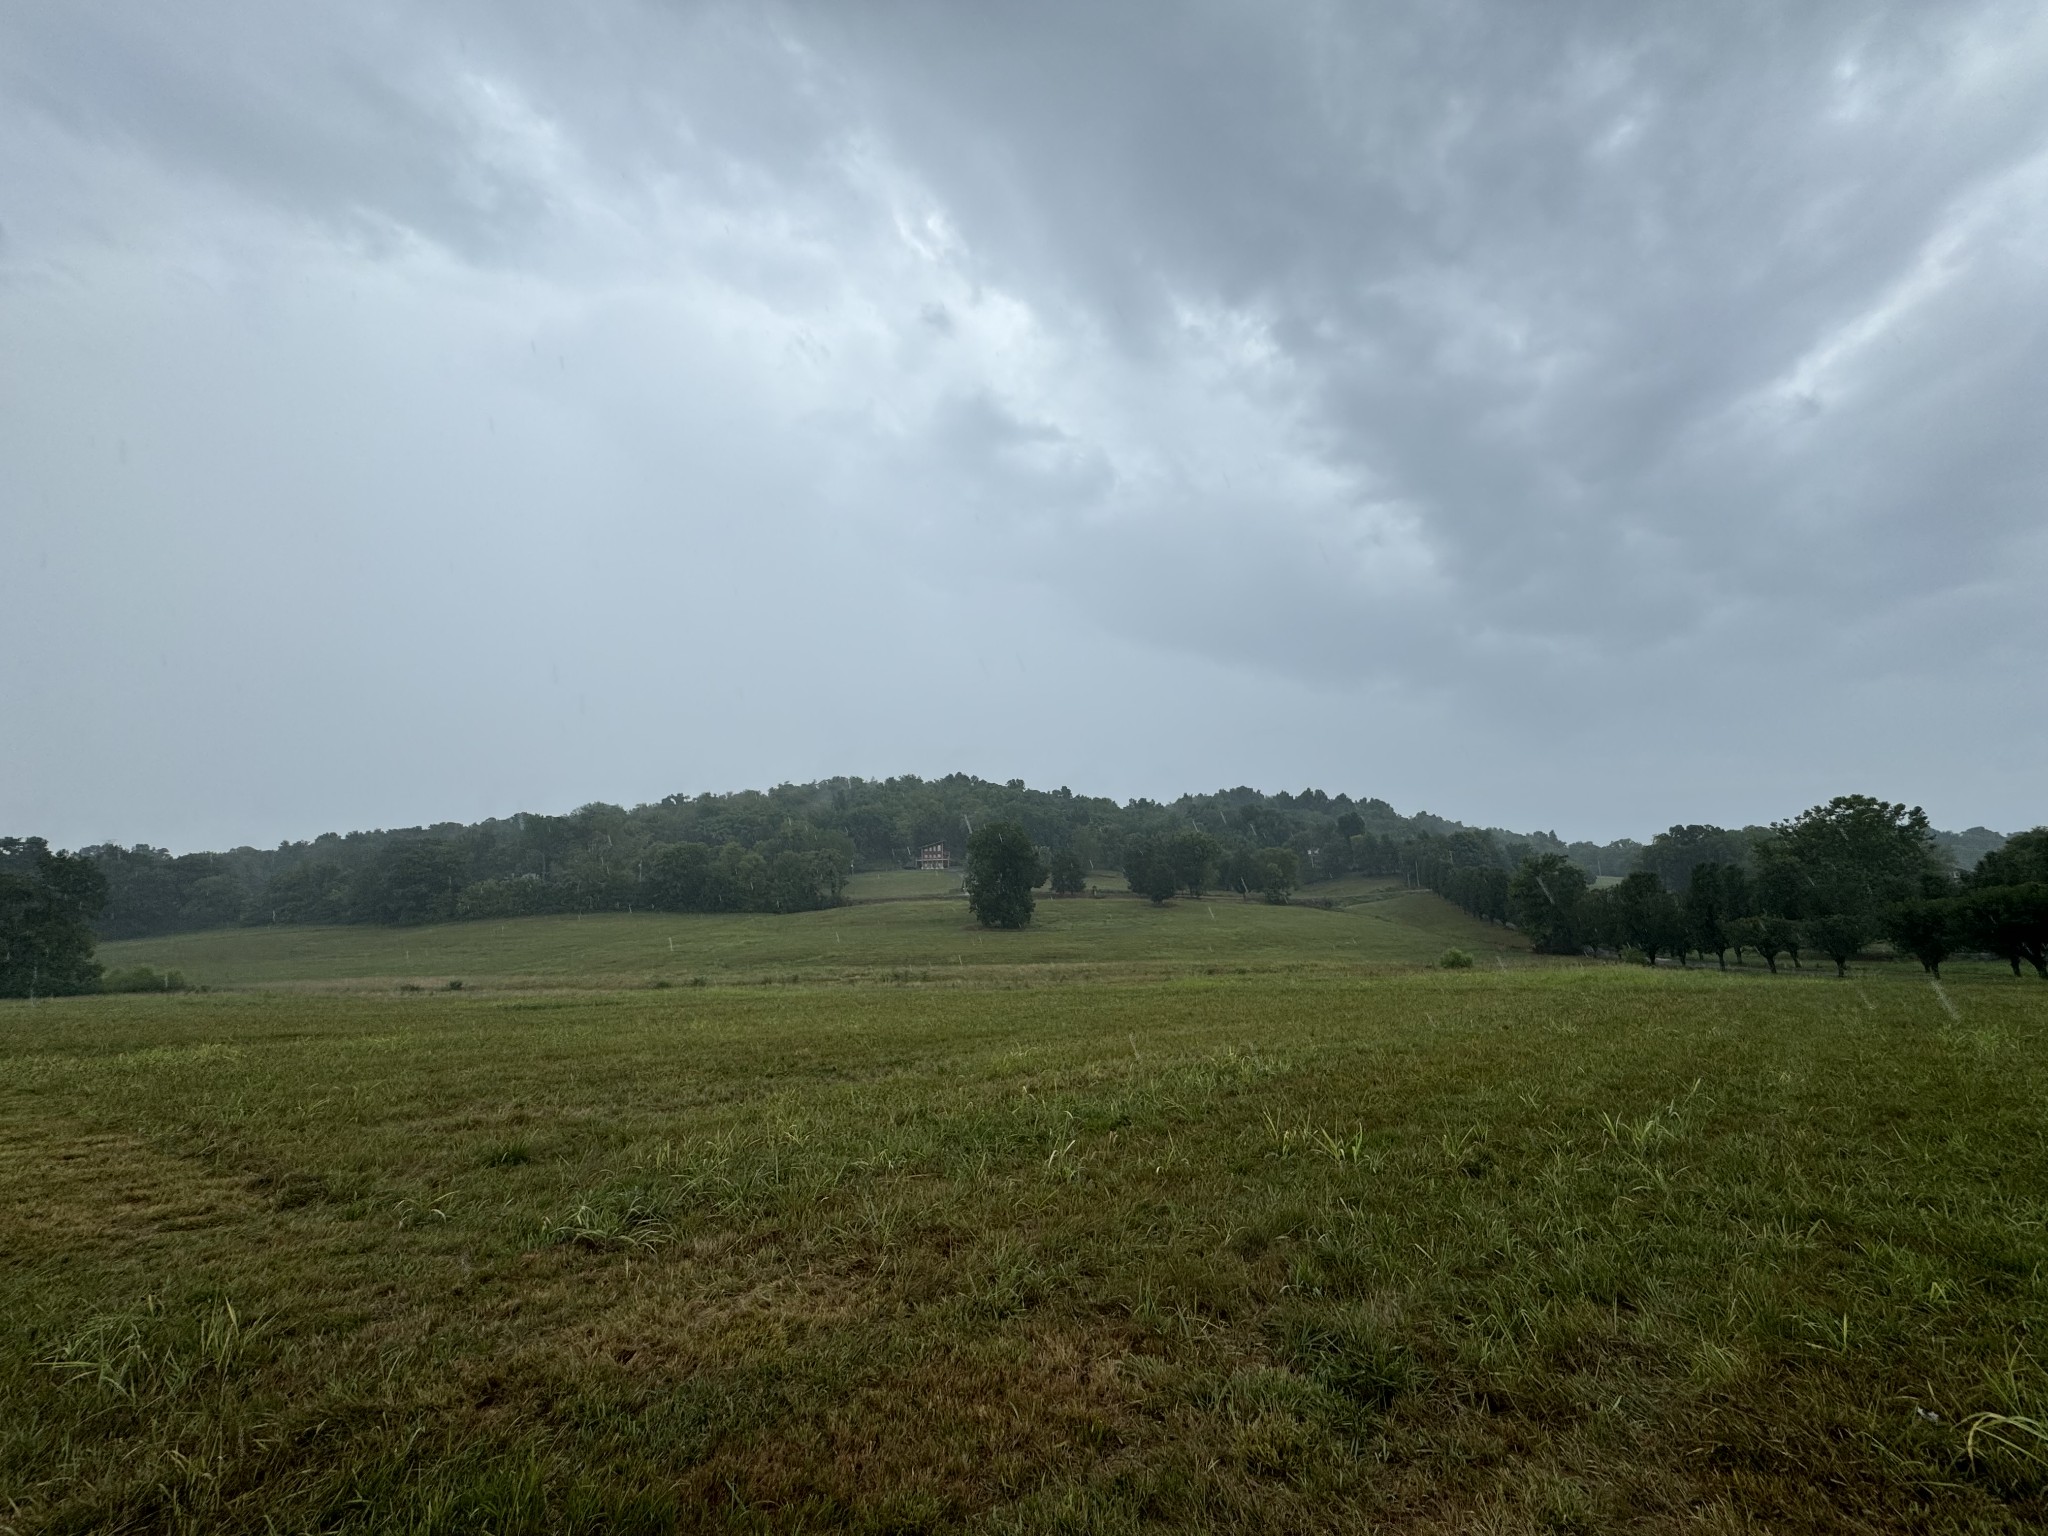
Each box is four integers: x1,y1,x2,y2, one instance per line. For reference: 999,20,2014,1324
94,879,1520,991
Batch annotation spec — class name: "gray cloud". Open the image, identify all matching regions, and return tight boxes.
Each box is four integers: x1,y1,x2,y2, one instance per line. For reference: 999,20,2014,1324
3,0,2043,849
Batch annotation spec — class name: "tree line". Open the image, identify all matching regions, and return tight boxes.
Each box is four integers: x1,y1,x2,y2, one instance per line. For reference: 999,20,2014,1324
1421,797,2047,979
65,776,1602,940
3,776,2036,993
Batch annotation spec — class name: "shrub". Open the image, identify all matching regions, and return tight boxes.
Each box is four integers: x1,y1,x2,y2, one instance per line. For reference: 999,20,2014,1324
101,966,188,994
1437,948,1474,969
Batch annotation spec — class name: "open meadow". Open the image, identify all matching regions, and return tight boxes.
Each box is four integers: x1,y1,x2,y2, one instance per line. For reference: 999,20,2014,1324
5,896,2047,1533
88,880,1511,993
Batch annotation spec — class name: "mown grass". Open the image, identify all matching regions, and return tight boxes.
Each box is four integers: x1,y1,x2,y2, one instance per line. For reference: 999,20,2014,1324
4,963,2046,1532
93,882,1516,992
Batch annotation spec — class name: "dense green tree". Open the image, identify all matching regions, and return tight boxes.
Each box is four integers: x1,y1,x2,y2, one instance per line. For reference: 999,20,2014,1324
702,844,767,913
965,821,1046,929
1,837,108,997
1954,827,2048,978
1607,872,1686,965
764,850,845,914
352,838,468,926
79,844,183,937
1123,834,1181,905
1440,864,1511,924
1961,884,2048,979
1683,862,1738,968
1218,845,1258,899
1970,827,2048,888
1755,796,1944,923
1507,854,1589,954
82,844,265,935
1884,898,1960,977
1714,863,1755,926
265,860,351,924
1169,829,1221,897
1637,826,1751,892
1251,847,1300,903
1804,912,1872,977
1047,849,1088,896
644,842,713,911
1726,914,1795,973
181,872,245,929
455,875,551,920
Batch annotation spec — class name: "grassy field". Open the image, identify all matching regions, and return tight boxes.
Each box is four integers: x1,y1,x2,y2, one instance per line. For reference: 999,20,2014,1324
92,882,1517,993
843,870,967,903
7,900,2048,1533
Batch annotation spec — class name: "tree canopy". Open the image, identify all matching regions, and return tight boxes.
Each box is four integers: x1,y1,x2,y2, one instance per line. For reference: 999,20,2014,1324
1122,834,1182,905
26,776,2031,975
1047,849,1088,896
1,837,108,997
964,822,1046,930
1755,795,1943,923
1507,854,1589,954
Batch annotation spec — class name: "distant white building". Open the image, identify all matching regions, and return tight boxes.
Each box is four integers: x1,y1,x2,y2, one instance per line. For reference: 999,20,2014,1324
918,842,951,871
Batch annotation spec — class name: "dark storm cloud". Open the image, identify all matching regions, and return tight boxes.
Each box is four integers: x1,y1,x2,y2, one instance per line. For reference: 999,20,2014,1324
2,0,2043,847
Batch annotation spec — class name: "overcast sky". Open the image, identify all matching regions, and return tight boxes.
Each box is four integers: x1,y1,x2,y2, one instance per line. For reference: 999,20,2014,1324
4,2,2044,851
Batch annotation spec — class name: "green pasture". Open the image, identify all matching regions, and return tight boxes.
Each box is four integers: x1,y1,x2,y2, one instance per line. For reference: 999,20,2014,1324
843,869,966,902
4,962,2047,1532
93,882,1520,992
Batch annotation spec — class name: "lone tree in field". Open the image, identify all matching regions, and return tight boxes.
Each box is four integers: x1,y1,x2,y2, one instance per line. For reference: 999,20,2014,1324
1122,834,1181,905
965,821,1046,929
1047,848,1087,896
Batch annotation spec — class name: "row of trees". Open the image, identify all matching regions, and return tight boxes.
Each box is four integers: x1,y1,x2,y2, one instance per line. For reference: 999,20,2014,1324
1119,829,1301,906
961,820,1310,932
1429,797,2046,978
27,772,2033,952
263,834,850,927
90,819,855,931
1,828,856,995
76,775,1753,940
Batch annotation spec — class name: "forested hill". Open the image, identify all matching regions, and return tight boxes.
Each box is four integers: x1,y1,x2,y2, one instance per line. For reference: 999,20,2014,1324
64,774,2008,940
